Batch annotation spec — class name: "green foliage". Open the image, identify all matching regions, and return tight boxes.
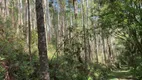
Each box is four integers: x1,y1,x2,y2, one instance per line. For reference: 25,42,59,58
0,16,39,80
49,28,108,80
0,36,39,80
130,63,142,79
0,65,6,80
49,56,108,80
96,0,142,79
1,0,142,79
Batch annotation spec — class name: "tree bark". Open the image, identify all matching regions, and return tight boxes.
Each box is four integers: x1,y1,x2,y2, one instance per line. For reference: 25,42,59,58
27,0,32,61
95,34,98,63
81,0,87,64
36,0,50,80
102,31,107,63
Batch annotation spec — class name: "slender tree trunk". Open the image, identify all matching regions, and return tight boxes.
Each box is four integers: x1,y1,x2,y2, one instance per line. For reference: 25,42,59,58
20,0,23,26
95,34,98,63
107,37,113,64
4,0,6,20
44,0,51,44
81,0,87,64
102,35,107,63
57,4,60,54
88,37,91,61
36,0,50,80
69,13,73,41
25,0,29,51
17,0,20,35
27,0,32,61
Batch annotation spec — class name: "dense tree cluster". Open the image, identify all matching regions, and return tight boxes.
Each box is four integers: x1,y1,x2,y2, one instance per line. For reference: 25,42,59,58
0,0,142,80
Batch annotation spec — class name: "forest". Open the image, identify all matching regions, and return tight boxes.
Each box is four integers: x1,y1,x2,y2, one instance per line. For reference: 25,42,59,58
0,0,142,80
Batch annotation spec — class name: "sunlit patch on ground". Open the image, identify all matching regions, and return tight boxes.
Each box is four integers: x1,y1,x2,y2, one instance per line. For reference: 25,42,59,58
108,70,134,80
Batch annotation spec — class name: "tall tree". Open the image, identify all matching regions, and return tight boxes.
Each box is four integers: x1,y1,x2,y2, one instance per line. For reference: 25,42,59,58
27,0,31,61
35,0,50,80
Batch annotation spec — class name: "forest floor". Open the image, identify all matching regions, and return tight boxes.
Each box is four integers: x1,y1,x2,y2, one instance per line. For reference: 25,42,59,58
107,69,134,80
